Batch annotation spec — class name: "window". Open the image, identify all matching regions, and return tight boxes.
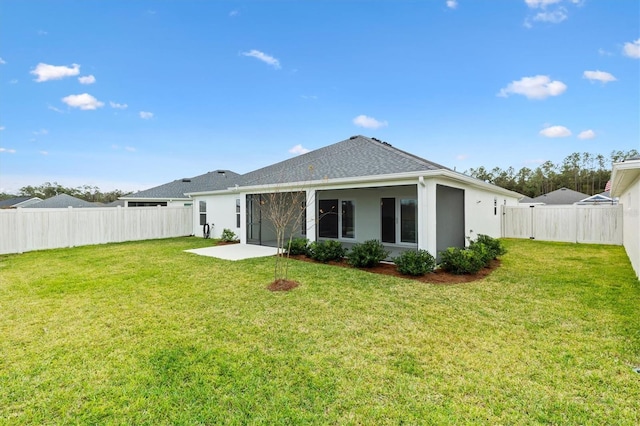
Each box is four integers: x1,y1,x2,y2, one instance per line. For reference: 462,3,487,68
318,199,338,238
199,201,207,226
341,200,355,238
236,199,241,228
400,199,417,243
128,201,168,207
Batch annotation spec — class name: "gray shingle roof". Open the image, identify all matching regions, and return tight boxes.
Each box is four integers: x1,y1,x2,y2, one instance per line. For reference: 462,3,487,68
27,194,98,208
239,135,449,186
123,170,241,199
531,187,591,205
0,197,41,208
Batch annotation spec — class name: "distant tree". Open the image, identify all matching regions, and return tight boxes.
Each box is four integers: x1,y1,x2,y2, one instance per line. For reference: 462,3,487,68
18,182,131,203
464,149,638,198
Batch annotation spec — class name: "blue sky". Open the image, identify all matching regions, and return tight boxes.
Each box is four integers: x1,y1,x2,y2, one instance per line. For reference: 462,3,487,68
1,0,638,194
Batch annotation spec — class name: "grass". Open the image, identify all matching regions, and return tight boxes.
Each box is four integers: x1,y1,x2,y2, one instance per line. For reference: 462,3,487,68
1,237,639,424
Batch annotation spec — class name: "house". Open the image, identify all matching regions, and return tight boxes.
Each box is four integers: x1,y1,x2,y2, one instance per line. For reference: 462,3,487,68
0,196,42,209
528,187,591,205
25,194,99,208
576,191,615,205
610,156,640,279
187,135,523,257
119,170,240,207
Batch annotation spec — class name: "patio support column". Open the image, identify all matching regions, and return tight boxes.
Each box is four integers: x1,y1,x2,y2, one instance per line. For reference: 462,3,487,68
239,193,247,244
305,189,316,243
418,177,438,257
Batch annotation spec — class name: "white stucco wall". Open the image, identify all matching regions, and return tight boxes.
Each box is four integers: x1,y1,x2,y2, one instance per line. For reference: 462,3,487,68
619,177,640,279
192,193,240,239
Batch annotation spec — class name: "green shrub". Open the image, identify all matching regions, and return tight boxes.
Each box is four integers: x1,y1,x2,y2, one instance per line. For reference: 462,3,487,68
394,250,436,276
347,240,390,268
221,228,238,242
469,242,493,267
307,240,346,263
287,238,309,256
439,247,485,275
469,234,507,260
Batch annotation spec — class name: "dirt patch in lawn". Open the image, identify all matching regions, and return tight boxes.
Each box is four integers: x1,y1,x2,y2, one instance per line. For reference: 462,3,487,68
288,255,500,285
267,279,301,292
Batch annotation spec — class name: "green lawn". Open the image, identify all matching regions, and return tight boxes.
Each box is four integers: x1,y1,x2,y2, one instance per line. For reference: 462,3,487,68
1,238,638,425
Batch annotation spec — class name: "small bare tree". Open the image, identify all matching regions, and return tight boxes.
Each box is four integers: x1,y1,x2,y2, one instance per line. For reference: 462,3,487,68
261,190,308,286
259,166,315,288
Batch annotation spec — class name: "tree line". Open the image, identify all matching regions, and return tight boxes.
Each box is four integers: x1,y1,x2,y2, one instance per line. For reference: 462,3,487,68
1,149,637,202
465,149,639,198
0,182,131,203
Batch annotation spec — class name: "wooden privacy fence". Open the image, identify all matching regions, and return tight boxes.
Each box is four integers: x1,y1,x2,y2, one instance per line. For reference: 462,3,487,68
0,206,193,255
502,205,623,245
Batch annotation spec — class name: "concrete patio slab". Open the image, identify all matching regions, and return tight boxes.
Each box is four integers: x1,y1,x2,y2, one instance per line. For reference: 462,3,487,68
185,244,279,261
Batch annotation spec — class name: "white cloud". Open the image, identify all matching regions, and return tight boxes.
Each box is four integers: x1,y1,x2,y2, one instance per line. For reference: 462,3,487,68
301,95,318,100
456,154,468,161
0,126,4,131
33,129,49,136
353,114,388,129
48,105,65,113
598,48,613,56
241,49,281,69
139,111,154,119
583,70,616,83
539,125,571,138
525,0,562,7
125,146,136,152
9,79,18,84
446,1,458,9
78,75,96,85
61,93,104,110
39,151,49,156
37,30,48,36
110,101,128,109
577,129,596,139
623,39,640,59
229,10,239,17
31,63,80,82
0,148,17,153
498,75,567,100
533,8,567,23
0,57,6,65
289,144,310,155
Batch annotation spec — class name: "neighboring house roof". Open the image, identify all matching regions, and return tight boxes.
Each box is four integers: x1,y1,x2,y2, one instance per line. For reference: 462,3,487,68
26,194,98,208
0,196,42,208
610,156,640,198
531,187,591,205
104,199,126,207
238,135,450,187
121,170,241,200
518,196,536,204
577,193,615,205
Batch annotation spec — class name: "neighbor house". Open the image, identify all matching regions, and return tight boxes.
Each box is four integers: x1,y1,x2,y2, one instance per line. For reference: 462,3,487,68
119,170,241,207
525,187,591,205
610,156,640,279
25,194,98,208
0,197,42,209
187,135,523,257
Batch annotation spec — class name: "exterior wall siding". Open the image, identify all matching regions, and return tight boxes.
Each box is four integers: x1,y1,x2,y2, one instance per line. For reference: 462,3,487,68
0,206,193,255
192,194,240,239
620,177,640,278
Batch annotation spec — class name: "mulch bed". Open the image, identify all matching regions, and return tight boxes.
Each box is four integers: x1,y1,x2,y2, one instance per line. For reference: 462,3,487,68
286,254,501,285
